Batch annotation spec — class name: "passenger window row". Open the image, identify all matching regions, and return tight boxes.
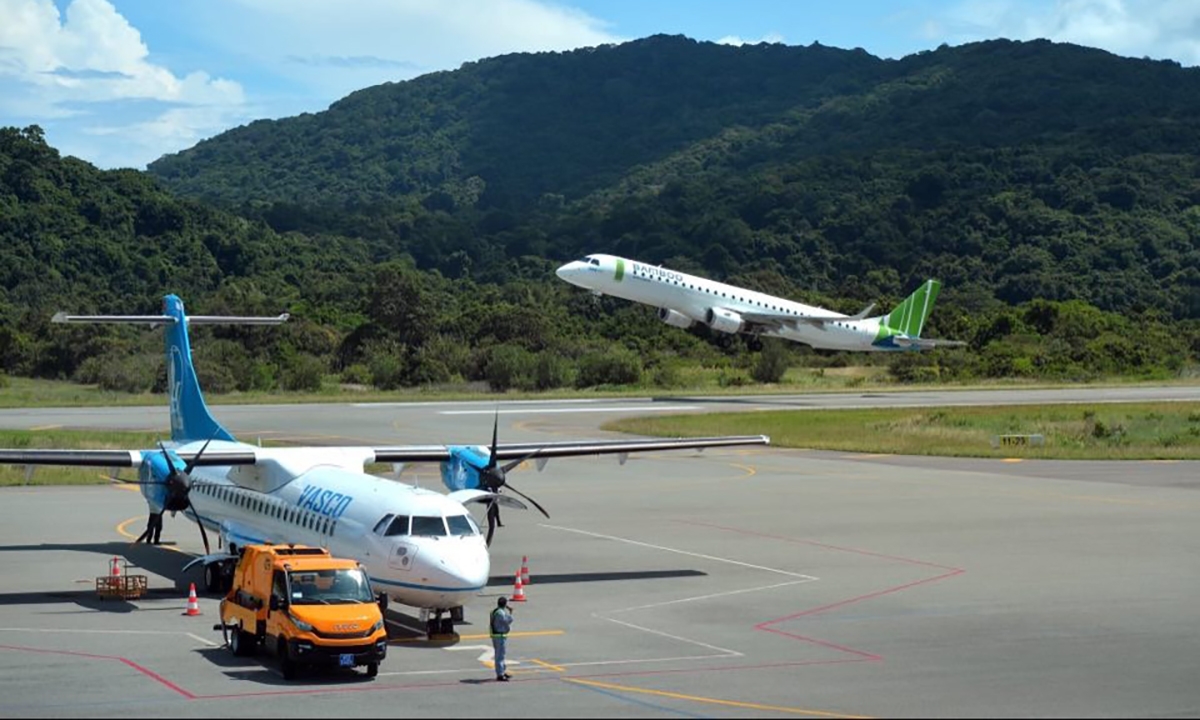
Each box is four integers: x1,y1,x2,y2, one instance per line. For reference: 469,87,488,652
634,269,802,315
194,482,336,536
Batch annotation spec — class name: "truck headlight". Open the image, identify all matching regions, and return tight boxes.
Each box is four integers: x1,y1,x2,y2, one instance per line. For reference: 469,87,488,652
289,614,314,632
370,619,384,633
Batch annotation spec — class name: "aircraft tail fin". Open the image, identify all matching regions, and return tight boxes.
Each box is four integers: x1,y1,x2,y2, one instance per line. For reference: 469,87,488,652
52,295,288,443
880,280,941,338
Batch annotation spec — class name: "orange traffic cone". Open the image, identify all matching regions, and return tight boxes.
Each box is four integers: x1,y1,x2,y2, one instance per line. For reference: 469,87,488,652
110,556,121,577
520,555,530,586
510,571,526,602
183,583,201,616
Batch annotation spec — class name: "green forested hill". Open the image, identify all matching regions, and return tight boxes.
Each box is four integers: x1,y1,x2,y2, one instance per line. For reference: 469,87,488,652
144,37,1200,322
3,36,1200,393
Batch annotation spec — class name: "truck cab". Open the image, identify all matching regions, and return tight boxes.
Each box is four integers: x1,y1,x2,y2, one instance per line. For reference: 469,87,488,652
219,543,388,680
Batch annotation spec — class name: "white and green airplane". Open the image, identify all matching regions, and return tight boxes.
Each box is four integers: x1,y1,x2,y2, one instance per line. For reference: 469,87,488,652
557,254,965,351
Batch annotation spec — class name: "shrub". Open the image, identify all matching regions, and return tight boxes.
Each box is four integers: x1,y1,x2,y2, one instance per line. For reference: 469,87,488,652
281,353,325,392
485,344,536,392
533,352,574,390
576,347,642,388
367,348,407,391
751,340,791,384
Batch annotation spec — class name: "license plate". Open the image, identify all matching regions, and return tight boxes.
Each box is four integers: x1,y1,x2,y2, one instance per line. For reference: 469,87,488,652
339,653,354,667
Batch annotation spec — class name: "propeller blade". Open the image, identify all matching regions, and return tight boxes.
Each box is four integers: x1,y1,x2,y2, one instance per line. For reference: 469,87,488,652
500,448,544,474
485,501,499,547
183,430,221,474
188,499,211,555
504,483,549,519
487,410,499,470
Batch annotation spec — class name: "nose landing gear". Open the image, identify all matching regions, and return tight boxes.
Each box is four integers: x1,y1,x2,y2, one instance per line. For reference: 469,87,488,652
421,608,460,639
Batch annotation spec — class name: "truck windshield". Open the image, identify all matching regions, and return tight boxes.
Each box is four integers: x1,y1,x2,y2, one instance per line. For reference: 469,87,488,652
288,568,374,604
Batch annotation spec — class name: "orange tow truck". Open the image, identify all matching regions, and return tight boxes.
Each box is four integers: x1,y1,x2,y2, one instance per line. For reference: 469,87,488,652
218,544,389,679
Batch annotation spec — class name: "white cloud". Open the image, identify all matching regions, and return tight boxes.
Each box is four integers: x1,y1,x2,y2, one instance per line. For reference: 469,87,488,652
221,0,624,102
0,0,249,168
937,0,1200,65
715,32,786,47
0,0,628,168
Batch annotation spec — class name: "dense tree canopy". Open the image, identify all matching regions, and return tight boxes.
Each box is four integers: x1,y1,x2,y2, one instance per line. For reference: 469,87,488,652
3,36,1200,392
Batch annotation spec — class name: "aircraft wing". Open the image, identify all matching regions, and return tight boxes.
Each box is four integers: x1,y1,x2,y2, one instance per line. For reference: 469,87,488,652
370,435,770,463
738,303,876,331
0,449,258,467
0,436,769,469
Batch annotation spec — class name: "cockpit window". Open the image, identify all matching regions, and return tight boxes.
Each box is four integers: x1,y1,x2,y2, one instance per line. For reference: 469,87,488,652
373,514,394,535
581,255,593,263
385,515,409,536
589,258,600,266
446,514,477,537
411,516,447,536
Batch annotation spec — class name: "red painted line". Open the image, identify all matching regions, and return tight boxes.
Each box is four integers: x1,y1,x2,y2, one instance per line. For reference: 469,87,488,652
675,519,966,664
678,520,963,571
0,644,195,699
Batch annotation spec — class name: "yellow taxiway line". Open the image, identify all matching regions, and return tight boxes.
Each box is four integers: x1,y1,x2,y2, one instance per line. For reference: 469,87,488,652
564,677,872,719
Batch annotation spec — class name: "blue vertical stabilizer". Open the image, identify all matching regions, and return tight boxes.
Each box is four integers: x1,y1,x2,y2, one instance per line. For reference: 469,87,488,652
162,295,236,444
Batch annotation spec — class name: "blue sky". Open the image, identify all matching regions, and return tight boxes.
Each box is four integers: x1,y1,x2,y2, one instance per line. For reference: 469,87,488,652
2,0,1198,170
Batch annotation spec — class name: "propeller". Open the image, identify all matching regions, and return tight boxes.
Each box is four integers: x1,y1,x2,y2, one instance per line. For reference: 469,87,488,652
129,434,217,554
463,411,549,546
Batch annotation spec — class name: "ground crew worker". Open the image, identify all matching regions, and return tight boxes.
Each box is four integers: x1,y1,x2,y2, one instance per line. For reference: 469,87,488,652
135,512,163,545
490,596,513,681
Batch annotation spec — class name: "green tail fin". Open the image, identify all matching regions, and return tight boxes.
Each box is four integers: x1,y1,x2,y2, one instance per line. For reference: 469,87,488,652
882,280,941,337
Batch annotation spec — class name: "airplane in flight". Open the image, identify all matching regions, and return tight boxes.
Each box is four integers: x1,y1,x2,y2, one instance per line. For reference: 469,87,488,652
0,295,769,637
556,253,965,351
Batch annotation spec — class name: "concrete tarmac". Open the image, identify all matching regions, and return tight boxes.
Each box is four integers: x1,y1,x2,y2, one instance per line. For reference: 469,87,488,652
1,390,1199,717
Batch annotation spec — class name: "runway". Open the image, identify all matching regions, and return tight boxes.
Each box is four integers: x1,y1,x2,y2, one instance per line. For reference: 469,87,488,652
1,387,1199,717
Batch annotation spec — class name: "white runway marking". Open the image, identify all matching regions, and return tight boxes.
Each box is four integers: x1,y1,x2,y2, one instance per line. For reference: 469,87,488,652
353,399,611,408
542,524,821,663
541,524,819,579
440,405,699,415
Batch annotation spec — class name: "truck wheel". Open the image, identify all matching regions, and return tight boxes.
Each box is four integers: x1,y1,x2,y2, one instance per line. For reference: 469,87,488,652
279,640,298,680
365,662,378,678
204,563,222,594
231,627,254,657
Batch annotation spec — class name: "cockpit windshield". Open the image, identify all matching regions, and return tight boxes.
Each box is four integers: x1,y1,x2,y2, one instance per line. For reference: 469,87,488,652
288,568,374,605
446,514,479,536
411,515,447,536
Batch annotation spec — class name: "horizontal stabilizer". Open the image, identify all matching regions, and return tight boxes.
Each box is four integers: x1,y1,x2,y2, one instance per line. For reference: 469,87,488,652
52,312,289,325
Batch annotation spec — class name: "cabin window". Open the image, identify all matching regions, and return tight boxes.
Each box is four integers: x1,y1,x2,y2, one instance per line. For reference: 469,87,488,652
385,515,410,537
411,516,447,537
374,514,394,535
446,515,477,537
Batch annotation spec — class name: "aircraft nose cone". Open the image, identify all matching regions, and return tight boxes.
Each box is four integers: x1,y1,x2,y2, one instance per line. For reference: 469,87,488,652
430,541,490,591
555,264,570,280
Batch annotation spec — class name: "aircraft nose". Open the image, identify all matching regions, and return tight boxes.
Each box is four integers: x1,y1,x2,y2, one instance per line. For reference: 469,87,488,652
427,540,490,592
556,261,583,286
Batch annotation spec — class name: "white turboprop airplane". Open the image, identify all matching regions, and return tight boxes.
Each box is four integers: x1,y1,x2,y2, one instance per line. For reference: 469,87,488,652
0,295,769,636
557,254,965,351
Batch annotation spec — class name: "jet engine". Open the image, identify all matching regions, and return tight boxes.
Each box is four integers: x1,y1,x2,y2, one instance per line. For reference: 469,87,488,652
705,308,745,334
657,307,695,329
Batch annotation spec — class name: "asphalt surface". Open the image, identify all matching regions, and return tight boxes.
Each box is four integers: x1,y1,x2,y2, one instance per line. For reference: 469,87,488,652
1,388,1199,717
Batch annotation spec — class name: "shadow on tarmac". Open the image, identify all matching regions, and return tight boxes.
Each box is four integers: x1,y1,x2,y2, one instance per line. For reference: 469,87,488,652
0,539,208,610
